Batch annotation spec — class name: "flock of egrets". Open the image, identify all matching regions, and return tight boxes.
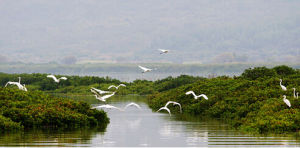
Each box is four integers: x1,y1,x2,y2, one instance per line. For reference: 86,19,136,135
3,49,299,116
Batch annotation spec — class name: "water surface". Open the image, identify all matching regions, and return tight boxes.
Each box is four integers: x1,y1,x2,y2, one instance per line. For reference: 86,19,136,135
0,95,299,147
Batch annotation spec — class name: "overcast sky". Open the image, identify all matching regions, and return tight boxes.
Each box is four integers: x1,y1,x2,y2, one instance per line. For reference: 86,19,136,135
0,0,300,64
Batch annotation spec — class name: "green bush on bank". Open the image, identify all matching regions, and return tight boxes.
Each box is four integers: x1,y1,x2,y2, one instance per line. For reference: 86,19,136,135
148,66,300,133
0,88,109,131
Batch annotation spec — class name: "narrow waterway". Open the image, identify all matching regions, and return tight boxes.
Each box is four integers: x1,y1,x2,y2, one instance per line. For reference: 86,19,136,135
0,95,299,147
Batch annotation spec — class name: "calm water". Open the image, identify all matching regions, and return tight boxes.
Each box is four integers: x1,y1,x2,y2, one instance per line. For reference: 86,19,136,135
0,95,299,147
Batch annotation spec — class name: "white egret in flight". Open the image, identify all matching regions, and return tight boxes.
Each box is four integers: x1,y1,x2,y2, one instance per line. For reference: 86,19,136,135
138,65,153,73
158,49,169,54
165,101,182,113
186,91,208,100
157,106,171,116
108,84,126,90
92,104,122,111
124,102,141,110
5,77,27,91
93,92,115,102
47,75,67,83
279,79,287,91
91,87,112,95
283,95,291,107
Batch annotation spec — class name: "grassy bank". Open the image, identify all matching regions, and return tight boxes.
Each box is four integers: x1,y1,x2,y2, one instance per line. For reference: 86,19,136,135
0,88,109,131
148,66,300,133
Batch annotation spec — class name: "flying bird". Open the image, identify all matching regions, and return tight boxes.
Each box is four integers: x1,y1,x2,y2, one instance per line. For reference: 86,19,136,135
47,75,67,83
93,92,116,102
108,84,126,90
186,91,208,100
91,87,112,95
5,82,27,91
138,65,153,73
158,49,169,54
156,106,171,116
165,101,182,113
283,95,291,107
124,102,141,110
279,79,287,91
92,104,122,111
5,77,27,91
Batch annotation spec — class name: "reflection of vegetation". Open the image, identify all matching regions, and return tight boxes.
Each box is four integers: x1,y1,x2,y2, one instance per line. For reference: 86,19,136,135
0,88,109,131
148,65,300,133
0,127,105,147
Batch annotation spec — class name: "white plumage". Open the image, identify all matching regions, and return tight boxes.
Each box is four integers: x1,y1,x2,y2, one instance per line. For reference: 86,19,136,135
283,95,291,107
185,91,208,100
108,84,126,90
91,87,112,95
47,75,67,83
279,79,287,91
92,104,122,111
158,49,169,54
156,106,171,116
124,102,141,110
165,101,182,113
138,65,153,73
5,77,27,91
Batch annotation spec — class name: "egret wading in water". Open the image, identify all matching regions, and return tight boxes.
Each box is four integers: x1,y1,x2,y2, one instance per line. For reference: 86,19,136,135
279,79,287,91
124,102,141,110
47,75,67,83
108,84,126,90
138,65,154,73
283,95,291,107
158,49,169,54
92,104,122,111
91,87,112,95
185,91,208,100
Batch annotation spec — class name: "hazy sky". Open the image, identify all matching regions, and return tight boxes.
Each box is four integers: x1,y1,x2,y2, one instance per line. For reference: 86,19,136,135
0,0,300,64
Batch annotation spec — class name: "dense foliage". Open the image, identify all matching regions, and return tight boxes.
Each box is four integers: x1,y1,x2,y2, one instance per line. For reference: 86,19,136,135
0,88,109,131
148,66,300,133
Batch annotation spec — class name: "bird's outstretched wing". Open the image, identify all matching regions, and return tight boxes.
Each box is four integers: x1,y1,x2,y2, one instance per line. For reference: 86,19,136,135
138,65,151,71
59,77,67,80
157,107,171,116
124,102,141,110
108,85,117,89
200,94,209,100
47,75,58,82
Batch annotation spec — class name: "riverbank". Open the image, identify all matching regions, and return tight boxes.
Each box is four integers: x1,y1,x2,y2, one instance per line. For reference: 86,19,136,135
0,88,109,131
148,66,300,133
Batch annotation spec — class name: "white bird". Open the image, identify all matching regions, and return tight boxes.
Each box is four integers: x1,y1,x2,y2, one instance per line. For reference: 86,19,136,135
185,91,208,100
138,65,153,73
124,102,141,110
47,75,67,83
91,87,112,95
93,92,116,102
108,84,126,90
92,104,122,111
165,101,182,113
283,95,291,107
279,79,287,91
293,88,296,98
157,106,171,116
158,49,169,54
5,82,26,91
5,77,27,91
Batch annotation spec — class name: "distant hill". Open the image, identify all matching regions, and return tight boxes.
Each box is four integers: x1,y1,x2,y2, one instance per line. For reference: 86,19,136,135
0,0,300,64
